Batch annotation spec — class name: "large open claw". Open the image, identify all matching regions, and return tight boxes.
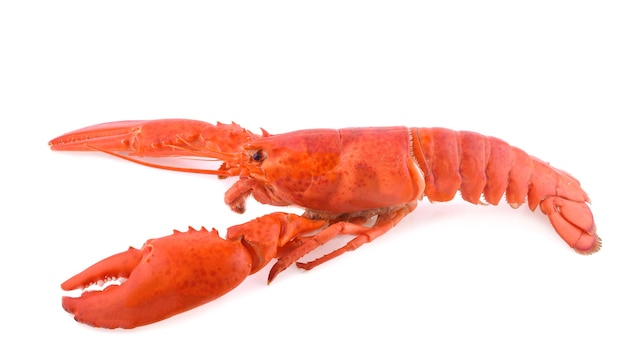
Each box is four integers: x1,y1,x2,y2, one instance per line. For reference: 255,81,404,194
61,228,253,329
61,213,326,329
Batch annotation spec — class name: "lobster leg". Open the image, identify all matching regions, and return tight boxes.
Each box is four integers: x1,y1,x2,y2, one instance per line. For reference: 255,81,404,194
268,203,417,282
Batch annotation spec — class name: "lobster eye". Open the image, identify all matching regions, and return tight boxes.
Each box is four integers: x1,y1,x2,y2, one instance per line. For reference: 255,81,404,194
250,149,266,162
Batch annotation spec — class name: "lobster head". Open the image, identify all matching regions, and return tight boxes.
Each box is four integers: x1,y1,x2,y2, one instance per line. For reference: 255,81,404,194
235,126,425,214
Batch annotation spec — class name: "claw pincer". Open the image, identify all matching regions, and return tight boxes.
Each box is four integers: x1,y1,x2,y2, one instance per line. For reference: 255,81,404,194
60,214,324,328
61,228,252,329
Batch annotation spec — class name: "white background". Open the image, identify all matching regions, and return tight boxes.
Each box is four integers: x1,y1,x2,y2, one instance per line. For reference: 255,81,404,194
2,1,624,363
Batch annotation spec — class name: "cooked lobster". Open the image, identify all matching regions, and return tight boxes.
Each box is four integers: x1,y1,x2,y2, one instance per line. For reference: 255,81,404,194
49,119,600,328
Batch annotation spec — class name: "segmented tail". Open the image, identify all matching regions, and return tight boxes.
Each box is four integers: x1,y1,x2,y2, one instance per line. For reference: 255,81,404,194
409,127,600,254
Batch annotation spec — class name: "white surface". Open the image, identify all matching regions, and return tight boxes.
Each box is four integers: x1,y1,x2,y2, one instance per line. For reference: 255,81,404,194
2,1,624,363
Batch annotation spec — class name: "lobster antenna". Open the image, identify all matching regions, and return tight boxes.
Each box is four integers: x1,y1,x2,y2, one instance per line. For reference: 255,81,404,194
84,144,233,176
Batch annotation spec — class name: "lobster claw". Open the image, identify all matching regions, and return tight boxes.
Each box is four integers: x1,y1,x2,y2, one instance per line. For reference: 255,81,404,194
48,119,260,161
61,228,253,329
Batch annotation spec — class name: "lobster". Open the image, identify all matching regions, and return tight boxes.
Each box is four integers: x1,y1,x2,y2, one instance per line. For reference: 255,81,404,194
49,119,600,329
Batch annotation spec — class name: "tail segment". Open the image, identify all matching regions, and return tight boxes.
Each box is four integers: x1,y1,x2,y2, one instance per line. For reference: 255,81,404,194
409,127,600,254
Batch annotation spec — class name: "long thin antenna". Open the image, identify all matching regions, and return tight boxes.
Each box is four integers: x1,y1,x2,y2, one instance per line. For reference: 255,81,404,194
85,144,234,176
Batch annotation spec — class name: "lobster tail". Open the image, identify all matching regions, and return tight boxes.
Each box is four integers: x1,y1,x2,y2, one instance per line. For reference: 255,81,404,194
410,128,600,254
